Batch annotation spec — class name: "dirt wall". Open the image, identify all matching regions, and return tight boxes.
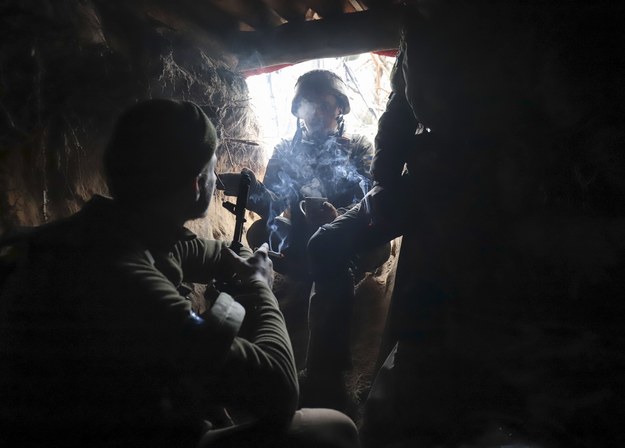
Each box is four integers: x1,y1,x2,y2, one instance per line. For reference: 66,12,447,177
0,1,265,240
0,3,397,407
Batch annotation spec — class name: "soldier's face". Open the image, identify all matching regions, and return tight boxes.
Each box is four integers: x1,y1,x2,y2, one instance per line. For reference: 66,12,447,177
297,93,341,137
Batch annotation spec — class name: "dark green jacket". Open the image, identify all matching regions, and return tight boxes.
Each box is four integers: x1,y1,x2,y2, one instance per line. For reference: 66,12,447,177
0,196,298,448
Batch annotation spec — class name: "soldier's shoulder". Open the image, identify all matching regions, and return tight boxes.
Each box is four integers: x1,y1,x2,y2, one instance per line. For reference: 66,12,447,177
346,133,374,152
271,138,293,157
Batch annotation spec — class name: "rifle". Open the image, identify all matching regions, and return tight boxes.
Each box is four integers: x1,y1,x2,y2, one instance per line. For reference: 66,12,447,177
222,170,251,255
204,170,251,303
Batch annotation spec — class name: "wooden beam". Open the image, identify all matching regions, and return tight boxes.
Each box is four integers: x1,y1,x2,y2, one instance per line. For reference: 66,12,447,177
345,0,365,13
143,0,238,34
210,0,285,30
229,8,401,71
305,0,343,18
263,0,309,23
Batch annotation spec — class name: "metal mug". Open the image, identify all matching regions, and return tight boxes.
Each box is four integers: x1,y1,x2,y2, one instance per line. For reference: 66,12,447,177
299,197,328,224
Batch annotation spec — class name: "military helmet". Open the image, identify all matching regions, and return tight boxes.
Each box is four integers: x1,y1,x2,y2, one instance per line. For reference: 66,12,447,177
291,69,351,116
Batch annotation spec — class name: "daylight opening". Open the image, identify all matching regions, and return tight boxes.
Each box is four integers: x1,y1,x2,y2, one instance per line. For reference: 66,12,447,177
245,53,397,162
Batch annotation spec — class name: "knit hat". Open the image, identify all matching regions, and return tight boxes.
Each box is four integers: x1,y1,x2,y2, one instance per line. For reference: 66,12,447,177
104,99,218,202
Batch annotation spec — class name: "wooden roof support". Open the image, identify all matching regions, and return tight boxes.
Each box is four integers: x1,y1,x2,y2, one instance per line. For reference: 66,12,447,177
263,0,309,23
230,8,401,71
305,0,344,18
209,0,285,30
345,0,366,13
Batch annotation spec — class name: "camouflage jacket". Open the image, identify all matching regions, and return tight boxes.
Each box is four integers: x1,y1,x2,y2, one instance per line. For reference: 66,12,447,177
261,132,373,218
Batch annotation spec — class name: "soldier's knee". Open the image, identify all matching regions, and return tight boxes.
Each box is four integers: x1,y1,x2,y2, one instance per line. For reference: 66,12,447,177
246,219,268,250
247,217,291,251
291,408,359,448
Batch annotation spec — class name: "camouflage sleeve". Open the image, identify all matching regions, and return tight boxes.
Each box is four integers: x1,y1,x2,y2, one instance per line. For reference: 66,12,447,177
252,139,293,217
262,139,290,193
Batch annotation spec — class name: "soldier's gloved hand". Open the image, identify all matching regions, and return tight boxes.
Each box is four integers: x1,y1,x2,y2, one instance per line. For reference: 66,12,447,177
219,242,274,291
216,168,259,197
216,168,276,217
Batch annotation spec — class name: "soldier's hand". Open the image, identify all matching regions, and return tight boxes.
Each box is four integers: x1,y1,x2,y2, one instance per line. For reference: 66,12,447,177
309,201,339,229
216,168,258,197
220,242,274,290
364,184,402,229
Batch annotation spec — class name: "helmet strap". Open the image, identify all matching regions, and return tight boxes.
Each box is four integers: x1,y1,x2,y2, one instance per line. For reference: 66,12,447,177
336,114,345,137
291,118,304,149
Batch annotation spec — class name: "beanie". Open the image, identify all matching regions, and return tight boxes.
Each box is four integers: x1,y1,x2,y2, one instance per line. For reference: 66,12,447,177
104,98,218,202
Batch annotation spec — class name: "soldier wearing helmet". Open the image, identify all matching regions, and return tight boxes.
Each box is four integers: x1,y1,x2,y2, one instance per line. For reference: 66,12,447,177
219,69,374,277
218,69,391,412
290,69,351,140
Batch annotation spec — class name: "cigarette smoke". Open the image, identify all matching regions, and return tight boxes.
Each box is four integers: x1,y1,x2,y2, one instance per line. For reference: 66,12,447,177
263,134,371,251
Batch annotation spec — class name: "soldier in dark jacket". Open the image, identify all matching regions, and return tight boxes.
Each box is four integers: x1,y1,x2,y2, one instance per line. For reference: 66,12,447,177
361,3,625,447
0,99,359,448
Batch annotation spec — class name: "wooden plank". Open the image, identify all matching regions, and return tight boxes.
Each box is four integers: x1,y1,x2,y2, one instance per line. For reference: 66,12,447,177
210,0,285,29
263,0,309,22
230,8,401,71
346,0,365,13
305,0,344,18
